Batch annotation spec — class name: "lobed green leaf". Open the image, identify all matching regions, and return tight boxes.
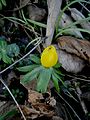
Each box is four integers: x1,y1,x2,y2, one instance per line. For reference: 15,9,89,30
7,43,20,57
17,64,40,72
52,74,60,92
21,66,43,84
53,71,64,86
2,52,12,64
1,0,6,6
53,62,62,68
30,54,41,64
37,68,52,93
0,2,2,10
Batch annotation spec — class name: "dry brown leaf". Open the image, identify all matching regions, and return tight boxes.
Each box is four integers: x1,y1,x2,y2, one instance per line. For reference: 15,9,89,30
20,105,40,119
57,36,90,73
21,105,40,115
70,8,90,30
27,90,56,119
27,4,46,21
59,13,83,38
57,48,85,73
33,103,55,117
28,90,44,104
21,92,55,119
28,90,55,105
21,104,55,119
57,36,90,61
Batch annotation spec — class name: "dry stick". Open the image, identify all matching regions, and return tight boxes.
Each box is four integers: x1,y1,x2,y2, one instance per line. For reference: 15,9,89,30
0,77,26,120
74,82,88,115
66,74,90,82
55,91,82,120
79,2,90,13
24,28,33,40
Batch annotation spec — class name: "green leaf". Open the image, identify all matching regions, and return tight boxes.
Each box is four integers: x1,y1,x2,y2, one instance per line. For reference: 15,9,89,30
0,40,7,49
37,68,52,93
27,19,46,28
0,2,2,10
21,66,42,84
7,43,20,57
17,64,40,72
2,52,12,64
0,108,18,120
1,0,6,6
30,54,40,64
54,62,62,68
52,74,60,92
0,40,12,64
54,69,64,76
53,71,64,85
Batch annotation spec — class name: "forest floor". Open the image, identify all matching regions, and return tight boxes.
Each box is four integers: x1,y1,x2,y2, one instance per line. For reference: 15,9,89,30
0,0,90,120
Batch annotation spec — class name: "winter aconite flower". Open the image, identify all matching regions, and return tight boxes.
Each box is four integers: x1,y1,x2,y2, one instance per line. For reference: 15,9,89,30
18,46,62,93
41,45,58,67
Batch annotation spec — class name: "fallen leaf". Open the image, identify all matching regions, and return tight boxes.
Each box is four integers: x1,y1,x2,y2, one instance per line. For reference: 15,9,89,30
27,4,46,21
28,90,44,104
57,36,90,73
27,90,56,119
20,105,40,119
33,103,55,117
21,105,40,115
21,98,55,119
59,13,83,38
57,49,85,73
70,8,90,30
57,36,90,61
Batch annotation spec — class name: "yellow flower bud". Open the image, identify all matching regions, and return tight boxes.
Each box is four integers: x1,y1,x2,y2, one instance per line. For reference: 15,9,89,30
41,45,58,67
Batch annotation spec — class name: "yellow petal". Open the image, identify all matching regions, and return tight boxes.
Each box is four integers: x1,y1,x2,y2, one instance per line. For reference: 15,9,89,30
41,45,58,67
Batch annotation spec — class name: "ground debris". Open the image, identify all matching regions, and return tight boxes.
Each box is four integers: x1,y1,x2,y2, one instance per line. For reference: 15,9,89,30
57,36,90,73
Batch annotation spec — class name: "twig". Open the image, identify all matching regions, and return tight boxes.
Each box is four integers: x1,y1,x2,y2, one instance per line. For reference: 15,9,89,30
79,2,90,13
24,28,33,40
0,77,26,120
55,91,82,120
66,74,90,82
74,82,88,115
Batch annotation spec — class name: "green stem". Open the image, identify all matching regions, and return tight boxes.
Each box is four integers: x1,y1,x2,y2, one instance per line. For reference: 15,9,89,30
56,28,90,38
55,0,86,34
